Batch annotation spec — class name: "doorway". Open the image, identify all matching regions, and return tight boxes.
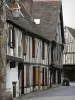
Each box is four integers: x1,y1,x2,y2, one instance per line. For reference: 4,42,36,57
18,63,24,94
12,82,17,97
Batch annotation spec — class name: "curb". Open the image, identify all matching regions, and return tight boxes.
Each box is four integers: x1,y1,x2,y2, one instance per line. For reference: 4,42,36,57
14,84,61,100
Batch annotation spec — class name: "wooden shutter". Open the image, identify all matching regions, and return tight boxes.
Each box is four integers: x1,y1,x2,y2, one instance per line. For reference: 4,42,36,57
22,33,26,55
32,37,35,57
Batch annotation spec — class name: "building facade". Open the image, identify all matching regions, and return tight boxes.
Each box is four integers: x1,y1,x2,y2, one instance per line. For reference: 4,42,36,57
6,1,50,97
0,0,64,98
63,26,75,81
32,0,64,85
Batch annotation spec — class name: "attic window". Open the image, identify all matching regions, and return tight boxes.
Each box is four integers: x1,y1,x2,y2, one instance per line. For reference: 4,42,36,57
34,19,40,25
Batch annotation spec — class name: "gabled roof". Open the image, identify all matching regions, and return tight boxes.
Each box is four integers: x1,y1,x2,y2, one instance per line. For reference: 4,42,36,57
6,2,49,42
32,0,61,41
66,26,75,38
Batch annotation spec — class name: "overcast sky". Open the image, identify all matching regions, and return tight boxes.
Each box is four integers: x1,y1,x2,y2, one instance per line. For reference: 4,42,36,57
62,0,75,28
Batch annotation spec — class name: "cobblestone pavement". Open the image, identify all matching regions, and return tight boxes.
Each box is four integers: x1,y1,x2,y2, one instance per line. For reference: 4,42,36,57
14,82,75,100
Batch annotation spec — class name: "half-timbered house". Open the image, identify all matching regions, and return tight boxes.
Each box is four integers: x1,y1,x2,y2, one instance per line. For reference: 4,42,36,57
6,1,49,97
63,26,75,81
32,0,64,85
5,0,64,98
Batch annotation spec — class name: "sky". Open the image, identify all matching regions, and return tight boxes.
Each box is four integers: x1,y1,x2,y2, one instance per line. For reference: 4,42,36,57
62,0,75,29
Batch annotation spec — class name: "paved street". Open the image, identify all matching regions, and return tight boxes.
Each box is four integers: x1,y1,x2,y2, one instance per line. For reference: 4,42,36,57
15,82,75,100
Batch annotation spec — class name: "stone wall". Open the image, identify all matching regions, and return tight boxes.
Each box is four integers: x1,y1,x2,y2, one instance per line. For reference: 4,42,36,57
0,0,7,100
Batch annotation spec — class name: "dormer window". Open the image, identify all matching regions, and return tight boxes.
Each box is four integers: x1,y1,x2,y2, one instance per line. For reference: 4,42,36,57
34,19,40,25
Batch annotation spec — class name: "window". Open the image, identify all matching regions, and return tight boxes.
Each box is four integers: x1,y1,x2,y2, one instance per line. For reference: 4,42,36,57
32,37,35,57
42,41,45,59
22,33,26,55
8,26,15,48
10,61,16,68
34,19,40,25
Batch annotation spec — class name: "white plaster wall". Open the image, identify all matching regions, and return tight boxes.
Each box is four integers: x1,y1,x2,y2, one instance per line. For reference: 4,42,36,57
25,35,30,62
18,29,23,58
45,43,48,65
56,70,58,84
49,71,50,86
6,62,19,97
7,23,23,59
15,28,18,57
35,38,41,63
30,37,33,63
24,35,48,65
30,65,33,86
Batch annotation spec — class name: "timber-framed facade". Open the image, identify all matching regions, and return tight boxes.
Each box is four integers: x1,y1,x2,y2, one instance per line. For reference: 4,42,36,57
5,0,64,98
63,26,75,81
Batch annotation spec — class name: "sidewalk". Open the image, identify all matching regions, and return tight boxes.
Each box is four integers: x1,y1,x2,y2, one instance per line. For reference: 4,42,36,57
14,84,61,100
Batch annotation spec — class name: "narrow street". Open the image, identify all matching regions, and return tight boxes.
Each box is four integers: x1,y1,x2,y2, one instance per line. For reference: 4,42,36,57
15,82,75,100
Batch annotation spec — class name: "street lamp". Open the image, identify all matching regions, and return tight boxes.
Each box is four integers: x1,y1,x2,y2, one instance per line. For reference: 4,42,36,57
0,0,21,19
9,0,21,19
